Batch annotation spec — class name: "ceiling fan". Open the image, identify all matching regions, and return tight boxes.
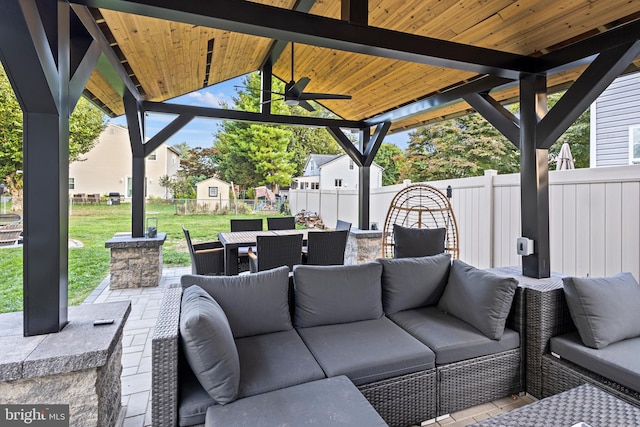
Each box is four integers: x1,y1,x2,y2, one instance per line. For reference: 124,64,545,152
278,42,352,112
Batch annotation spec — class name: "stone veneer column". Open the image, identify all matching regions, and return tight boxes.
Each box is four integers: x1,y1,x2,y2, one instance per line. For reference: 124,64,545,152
344,228,383,265
105,232,166,289
0,302,130,427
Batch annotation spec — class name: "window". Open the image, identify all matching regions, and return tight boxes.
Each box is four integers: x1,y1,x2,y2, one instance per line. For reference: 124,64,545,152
68,178,75,190
311,182,319,190
349,160,354,170
335,179,343,187
630,125,640,164
208,186,219,197
148,153,157,161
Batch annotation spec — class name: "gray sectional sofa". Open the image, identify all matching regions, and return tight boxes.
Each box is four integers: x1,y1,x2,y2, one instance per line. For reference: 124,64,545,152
535,273,640,406
152,255,524,427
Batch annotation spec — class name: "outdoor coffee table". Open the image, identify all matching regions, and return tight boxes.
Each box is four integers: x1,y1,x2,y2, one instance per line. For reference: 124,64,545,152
471,384,640,426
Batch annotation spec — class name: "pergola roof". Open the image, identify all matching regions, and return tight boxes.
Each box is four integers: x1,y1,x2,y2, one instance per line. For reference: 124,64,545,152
79,0,640,134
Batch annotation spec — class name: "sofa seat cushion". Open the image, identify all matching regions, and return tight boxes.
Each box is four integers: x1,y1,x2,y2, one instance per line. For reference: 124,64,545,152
205,376,389,427
235,329,326,398
389,306,520,365
179,329,325,426
297,317,435,386
550,331,640,393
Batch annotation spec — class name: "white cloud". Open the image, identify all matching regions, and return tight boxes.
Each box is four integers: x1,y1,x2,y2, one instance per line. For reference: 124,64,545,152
186,91,232,108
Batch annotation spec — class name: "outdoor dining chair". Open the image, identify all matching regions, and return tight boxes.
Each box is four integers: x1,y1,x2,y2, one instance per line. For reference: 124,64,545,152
335,219,352,231
303,230,349,265
182,226,225,276
267,216,296,230
248,233,303,273
230,218,263,270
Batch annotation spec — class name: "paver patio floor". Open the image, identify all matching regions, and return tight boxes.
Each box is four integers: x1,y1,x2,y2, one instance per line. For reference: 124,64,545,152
86,267,535,427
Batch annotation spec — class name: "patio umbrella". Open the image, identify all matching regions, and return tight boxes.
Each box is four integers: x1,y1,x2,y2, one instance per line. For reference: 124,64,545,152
557,142,575,170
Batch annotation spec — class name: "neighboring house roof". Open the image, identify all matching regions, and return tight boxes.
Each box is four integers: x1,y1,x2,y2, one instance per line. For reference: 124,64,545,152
311,154,339,167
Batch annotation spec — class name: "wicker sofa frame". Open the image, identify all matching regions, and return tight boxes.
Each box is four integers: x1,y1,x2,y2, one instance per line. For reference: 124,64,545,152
524,279,640,408
152,277,527,426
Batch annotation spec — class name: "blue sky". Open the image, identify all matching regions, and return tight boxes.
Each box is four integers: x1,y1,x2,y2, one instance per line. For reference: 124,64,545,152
109,74,412,150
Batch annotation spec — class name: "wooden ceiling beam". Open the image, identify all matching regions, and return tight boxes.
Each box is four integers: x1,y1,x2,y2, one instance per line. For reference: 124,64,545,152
70,0,534,79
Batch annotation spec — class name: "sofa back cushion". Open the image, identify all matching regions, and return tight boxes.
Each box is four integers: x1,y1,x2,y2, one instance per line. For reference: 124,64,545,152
293,263,383,328
393,224,446,258
180,285,240,405
181,266,291,338
378,253,451,315
437,260,518,340
563,273,640,349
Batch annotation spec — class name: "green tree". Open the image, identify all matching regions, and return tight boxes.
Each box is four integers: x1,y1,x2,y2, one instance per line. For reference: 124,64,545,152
214,72,339,189
0,64,106,210
546,93,590,169
375,143,403,185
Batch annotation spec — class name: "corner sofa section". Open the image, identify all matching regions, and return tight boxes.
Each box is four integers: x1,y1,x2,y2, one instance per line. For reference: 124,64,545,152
152,256,525,427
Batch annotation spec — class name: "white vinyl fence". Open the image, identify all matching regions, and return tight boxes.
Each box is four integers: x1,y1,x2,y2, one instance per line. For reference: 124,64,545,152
289,165,640,279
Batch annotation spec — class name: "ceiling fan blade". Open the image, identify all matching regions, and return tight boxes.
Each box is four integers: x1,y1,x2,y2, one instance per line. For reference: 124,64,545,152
299,92,352,101
290,77,310,96
298,100,315,112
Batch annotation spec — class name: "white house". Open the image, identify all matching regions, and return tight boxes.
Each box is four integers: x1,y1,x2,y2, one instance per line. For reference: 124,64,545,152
195,177,231,211
590,70,640,167
292,154,383,190
69,124,181,199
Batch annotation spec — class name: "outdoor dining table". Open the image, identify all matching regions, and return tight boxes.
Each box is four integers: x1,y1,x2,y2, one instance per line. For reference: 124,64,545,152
218,229,312,275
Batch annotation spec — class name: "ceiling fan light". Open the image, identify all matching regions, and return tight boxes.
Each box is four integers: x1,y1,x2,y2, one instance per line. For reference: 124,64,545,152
285,99,299,106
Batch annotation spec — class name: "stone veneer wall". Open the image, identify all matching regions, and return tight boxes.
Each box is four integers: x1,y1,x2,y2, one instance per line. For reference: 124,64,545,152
0,342,122,426
344,229,383,265
106,233,166,289
0,302,130,427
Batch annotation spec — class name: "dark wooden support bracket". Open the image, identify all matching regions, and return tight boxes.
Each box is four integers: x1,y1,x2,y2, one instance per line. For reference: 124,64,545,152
363,122,390,166
69,39,101,109
144,114,194,156
463,92,520,148
538,41,640,149
327,126,364,166
341,0,368,25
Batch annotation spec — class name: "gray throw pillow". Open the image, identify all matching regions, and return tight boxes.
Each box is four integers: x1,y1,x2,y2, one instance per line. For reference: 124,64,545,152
437,260,518,340
563,273,640,349
180,285,240,404
393,224,446,258
378,253,452,315
293,263,383,328
181,266,291,338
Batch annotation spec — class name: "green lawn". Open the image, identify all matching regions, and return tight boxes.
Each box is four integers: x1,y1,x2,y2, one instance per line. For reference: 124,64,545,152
0,202,280,313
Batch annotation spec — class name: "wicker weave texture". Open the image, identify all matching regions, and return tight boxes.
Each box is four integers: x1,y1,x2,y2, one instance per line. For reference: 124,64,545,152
152,286,183,427
437,349,522,416
473,383,640,426
305,230,349,265
252,233,302,272
542,355,640,408
382,184,459,259
358,369,436,427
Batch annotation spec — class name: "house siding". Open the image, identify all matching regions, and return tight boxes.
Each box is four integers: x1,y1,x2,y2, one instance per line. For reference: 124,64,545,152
593,71,640,167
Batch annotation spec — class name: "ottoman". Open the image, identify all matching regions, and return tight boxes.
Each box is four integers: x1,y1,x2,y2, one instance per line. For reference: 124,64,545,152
205,376,389,426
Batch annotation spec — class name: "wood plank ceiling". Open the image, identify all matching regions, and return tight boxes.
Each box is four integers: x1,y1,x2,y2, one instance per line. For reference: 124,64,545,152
83,0,640,134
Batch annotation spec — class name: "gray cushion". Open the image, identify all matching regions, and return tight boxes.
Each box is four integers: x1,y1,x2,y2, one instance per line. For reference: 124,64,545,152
181,266,291,338
178,329,325,426
293,263,383,328
550,331,640,393
393,224,446,258
562,273,640,349
179,286,239,405
297,317,435,385
205,376,389,427
389,306,520,364
235,330,326,398
378,253,451,315
437,260,518,340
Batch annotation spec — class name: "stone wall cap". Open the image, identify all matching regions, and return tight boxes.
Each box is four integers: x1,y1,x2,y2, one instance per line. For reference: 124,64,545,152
349,227,383,238
105,232,167,248
0,301,131,381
